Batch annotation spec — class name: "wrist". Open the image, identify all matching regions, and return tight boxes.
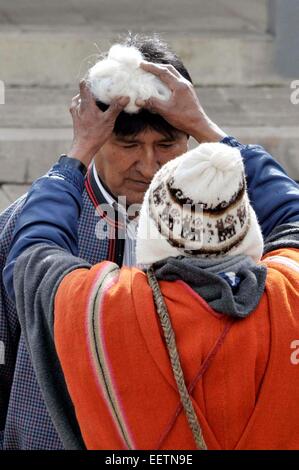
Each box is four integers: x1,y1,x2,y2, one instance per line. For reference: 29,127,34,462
58,155,87,176
68,144,97,168
190,116,227,143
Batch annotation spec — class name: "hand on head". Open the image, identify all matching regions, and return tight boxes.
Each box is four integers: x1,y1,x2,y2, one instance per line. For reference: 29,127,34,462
69,80,129,167
136,61,226,143
135,62,204,137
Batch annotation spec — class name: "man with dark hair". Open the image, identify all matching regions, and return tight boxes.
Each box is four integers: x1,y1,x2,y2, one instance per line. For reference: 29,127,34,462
0,34,219,450
0,33,296,450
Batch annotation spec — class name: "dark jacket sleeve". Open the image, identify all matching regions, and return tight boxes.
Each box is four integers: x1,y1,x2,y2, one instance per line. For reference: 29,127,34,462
12,243,90,449
223,136,299,236
263,222,299,254
3,163,86,302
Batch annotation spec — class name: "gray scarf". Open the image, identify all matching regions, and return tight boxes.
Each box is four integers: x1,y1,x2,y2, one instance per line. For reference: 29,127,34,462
152,255,267,319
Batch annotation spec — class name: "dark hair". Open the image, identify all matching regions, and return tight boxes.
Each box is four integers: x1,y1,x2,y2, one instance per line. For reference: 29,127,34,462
96,33,193,139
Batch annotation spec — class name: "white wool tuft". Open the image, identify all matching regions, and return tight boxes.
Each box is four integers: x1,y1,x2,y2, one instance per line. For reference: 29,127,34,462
87,44,172,114
172,143,244,208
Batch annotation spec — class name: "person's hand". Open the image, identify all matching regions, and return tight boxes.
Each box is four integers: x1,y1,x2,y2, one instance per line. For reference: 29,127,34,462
136,62,226,143
69,80,130,167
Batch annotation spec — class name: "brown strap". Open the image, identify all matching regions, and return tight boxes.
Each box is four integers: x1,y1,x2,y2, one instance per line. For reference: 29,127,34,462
147,268,207,450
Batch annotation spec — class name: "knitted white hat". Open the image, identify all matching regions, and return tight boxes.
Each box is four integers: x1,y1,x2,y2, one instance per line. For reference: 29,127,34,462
136,142,264,267
87,44,171,114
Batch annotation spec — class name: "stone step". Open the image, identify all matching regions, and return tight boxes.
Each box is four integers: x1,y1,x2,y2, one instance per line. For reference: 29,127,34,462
0,183,30,211
0,128,72,183
1,85,297,128
0,30,292,87
0,0,267,34
0,125,298,188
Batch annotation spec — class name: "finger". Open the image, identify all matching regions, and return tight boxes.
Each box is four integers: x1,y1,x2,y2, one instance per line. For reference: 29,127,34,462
72,93,80,101
139,61,177,89
71,94,80,106
69,94,80,114
135,96,165,114
105,96,130,119
164,64,182,78
79,79,94,104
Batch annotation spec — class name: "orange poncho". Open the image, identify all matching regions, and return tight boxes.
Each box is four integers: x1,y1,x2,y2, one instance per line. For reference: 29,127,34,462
54,248,299,450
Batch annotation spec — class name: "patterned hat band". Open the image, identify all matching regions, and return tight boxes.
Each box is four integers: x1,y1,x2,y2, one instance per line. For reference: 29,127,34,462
149,176,251,256
167,177,246,215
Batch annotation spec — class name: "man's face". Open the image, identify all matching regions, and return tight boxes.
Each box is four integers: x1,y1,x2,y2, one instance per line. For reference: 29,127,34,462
94,128,189,206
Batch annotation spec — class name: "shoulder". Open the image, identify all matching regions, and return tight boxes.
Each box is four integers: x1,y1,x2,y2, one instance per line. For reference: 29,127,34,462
54,263,147,328
55,261,121,313
261,248,299,302
262,248,299,275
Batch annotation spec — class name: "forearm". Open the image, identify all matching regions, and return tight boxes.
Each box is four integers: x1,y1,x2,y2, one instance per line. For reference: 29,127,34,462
3,161,85,302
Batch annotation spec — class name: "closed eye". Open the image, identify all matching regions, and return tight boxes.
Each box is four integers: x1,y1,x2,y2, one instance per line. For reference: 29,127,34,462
122,143,138,148
159,143,175,148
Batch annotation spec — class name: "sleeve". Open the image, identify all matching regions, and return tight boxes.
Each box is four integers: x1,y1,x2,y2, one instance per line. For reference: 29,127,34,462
12,243,92,449
264,222,299,254
222,137,299,237
13,243,120,449
3,162,86,302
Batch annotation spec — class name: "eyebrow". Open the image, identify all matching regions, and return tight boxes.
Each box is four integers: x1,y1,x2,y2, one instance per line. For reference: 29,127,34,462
115,136,177,143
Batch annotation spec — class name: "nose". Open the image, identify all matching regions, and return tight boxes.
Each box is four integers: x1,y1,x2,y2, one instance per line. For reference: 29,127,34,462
135,147,160,180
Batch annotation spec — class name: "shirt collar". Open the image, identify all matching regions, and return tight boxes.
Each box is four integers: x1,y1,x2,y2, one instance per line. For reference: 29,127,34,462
90,162,130,221
92,162,116,207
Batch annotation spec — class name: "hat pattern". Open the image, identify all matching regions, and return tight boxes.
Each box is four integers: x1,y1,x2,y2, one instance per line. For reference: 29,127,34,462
149,172,250,256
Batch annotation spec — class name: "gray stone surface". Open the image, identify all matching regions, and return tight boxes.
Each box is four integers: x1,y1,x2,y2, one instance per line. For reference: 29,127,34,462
0,31,290,87
0,88,73,128
0,184,30,211
1,85,298,129
1,184,30,200
0,0,288,88
0,130,72,183
273,0,299,77
0,0,267,33
222,126,299,181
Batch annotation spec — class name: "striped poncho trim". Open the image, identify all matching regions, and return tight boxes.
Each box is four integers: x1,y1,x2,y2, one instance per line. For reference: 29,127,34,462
86,261,135,449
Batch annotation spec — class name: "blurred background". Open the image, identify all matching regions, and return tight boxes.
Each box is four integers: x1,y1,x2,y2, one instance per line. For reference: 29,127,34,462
0,0,299,211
